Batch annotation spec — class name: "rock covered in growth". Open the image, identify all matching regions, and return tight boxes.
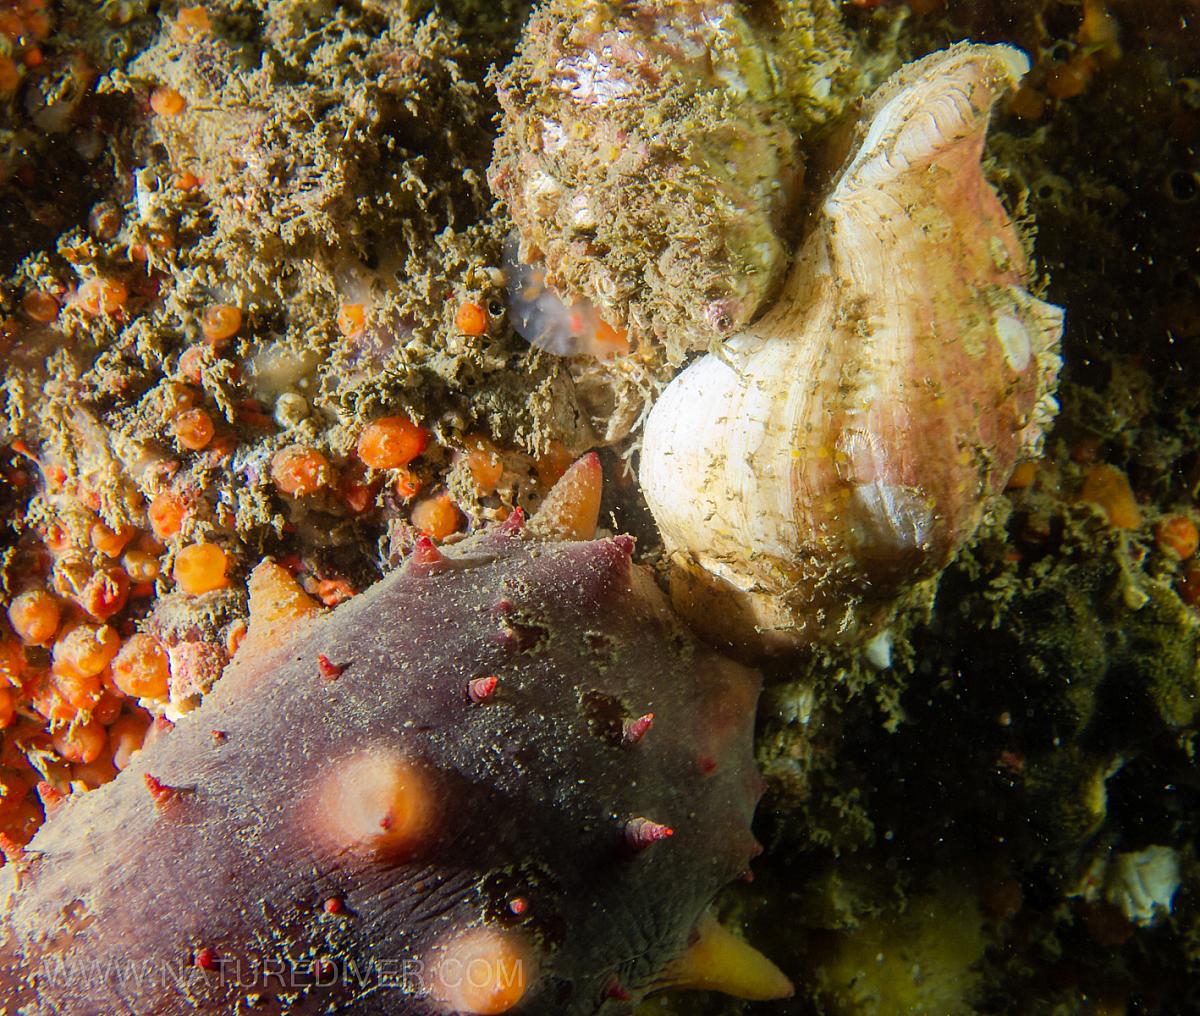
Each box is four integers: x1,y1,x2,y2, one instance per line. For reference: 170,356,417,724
0,459,787,1014
491,0,847,362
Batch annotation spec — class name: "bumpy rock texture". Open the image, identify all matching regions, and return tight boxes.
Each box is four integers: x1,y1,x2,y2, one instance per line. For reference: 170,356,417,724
490,0,856,363
0,519,765,1014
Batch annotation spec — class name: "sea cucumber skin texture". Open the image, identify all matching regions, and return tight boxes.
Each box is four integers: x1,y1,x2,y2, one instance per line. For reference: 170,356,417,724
0,530,763,1015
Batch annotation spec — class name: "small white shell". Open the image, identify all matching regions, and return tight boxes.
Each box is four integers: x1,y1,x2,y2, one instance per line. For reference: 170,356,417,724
1104,846,1182,928
1075,845,1183,928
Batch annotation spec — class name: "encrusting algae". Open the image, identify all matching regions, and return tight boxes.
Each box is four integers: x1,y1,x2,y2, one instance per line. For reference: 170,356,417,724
2,1,1200,1014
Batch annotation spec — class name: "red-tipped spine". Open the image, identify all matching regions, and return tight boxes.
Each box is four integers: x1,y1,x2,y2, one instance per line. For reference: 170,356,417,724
624,816,674,851
497,507,526,536
407,535,452,575
468,674,498,703
36,781,65,817
622,712,654,745
144,774,181,807
317,654,344,681
195,947,220,972
601,975,632,1001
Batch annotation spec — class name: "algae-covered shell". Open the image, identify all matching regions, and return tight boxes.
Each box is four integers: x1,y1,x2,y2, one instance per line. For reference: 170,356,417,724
640,44,1065,655
490,0,804,362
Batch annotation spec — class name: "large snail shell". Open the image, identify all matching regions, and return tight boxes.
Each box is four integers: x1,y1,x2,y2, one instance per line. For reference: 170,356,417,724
640,44,1065,655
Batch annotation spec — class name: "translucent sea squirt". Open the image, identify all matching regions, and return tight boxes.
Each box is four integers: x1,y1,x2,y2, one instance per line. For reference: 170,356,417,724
640,44,1065,655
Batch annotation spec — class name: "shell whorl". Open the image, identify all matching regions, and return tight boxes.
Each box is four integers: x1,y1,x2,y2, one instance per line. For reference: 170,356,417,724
640,44,1065,655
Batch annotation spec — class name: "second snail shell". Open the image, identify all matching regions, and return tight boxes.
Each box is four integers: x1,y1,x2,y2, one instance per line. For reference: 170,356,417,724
640,44,1065,655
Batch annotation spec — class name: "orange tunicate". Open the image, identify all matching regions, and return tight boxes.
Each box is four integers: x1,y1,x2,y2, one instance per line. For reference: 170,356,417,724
173,407,216,450
0,639,24,686
1080,463,1143,529
21,290,58,323
122,547,162,584
42,522,70,554
78,566,130,620
178,344,207,383
356,417,428,470
90,520,136,557
0,687,13,729
1045,57,1094,101
7,589,61,645
271,445,332,497
529,453,601,541
1008,84,1046,122
72,755,119,790
463,434,504,494
394,467,421,500
33,669,94,722
0,770,29,818
201,303,242,343
173,543,230,595
0,797,42,847
455,301,488,336
591,317,631,358
173,5,211,41
534,439,573,489
148,490,186,539
77,276,128,316
0,55,18,94
337,302,366,338
1079,0,1121,65
150,86,187,117
92,690,124,725
1178,564,1200,606
1155,515,1199,561
411,492,462,541
1005,461,1038,491
110,633,171,700
52,720,107,765
23,4,52,41
174,170,200,191
339,477,373,514
52,623,121,679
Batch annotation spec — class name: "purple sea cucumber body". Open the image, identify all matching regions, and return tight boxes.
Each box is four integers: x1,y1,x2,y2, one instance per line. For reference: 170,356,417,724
0,521,764,1014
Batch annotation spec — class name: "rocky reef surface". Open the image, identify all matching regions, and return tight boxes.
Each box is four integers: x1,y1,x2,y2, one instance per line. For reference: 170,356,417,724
1,1,1199,1014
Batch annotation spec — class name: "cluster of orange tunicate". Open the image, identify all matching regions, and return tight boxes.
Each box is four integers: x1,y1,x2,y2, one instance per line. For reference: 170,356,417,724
0,429,246,854
75,275,129,318
1005,0,1121,121
275,414,578,543
0,514,162,851
1156,515,1200,607
460,434,504,496
351,415,469,539
0,0,51,95
164,370,233,457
